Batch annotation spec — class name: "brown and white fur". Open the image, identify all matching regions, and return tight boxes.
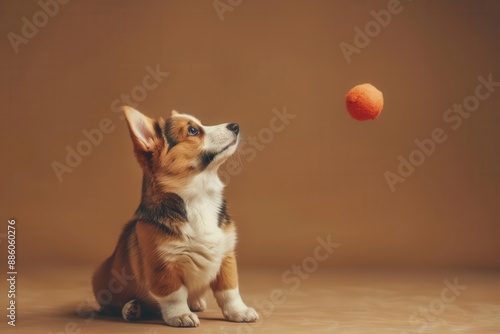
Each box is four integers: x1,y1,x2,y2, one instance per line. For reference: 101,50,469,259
92,107,258,327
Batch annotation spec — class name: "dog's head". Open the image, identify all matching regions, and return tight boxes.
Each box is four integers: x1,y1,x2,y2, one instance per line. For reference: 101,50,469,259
123,107,239,192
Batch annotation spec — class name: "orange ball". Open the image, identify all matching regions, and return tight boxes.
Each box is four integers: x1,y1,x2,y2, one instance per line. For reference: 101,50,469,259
345,83,384,121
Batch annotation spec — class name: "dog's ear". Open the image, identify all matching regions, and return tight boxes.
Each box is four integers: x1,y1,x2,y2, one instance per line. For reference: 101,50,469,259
171,110,179,116
123,106,160,152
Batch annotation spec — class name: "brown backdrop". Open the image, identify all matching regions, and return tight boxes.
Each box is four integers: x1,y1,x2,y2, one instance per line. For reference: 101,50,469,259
1,0,499,271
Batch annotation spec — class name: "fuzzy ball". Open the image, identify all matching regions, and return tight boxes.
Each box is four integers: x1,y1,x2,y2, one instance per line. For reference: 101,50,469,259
345,83,384,121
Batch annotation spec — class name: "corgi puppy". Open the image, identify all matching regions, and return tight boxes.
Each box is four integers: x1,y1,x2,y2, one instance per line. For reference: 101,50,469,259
92,107,258,327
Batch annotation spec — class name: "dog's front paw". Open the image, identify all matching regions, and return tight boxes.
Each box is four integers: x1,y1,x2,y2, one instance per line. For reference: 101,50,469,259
165,312,200,327
223,307,259,322
189,298,207,312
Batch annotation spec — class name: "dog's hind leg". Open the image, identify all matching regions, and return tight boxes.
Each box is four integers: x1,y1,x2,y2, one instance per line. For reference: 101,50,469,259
122,299,142,321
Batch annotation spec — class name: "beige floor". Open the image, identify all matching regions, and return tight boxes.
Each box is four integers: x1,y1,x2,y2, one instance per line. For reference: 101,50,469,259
3,267,500,334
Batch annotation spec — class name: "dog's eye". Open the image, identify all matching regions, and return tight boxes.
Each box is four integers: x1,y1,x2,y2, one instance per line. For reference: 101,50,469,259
187,126,198,136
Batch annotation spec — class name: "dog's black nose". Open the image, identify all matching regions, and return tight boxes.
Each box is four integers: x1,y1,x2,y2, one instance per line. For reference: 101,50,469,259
227,123,239,134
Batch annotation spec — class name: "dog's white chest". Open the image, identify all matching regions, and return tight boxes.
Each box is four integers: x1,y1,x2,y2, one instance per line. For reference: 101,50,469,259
181,197,228,285
159,173,236,292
